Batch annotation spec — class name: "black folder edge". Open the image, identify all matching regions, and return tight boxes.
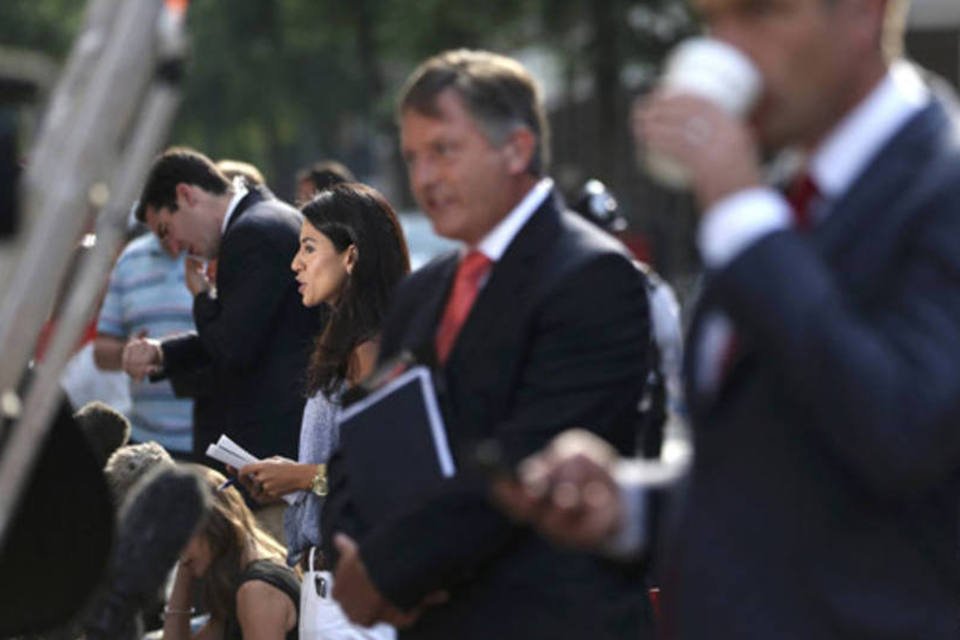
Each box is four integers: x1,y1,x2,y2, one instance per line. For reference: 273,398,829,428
337,365,456,478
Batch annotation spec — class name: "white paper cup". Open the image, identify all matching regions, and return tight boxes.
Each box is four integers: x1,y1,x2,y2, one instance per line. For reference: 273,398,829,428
644,37,762,189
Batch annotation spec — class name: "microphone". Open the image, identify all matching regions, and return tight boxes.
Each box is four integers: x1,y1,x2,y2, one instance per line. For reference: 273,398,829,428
84,466,210,640
74,400,132,466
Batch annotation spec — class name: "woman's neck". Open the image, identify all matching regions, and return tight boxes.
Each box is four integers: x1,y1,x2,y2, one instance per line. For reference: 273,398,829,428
347,337,380,385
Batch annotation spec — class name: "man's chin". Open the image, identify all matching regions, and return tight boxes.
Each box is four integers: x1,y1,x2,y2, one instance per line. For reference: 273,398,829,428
428,213,474,244
426,215,457,241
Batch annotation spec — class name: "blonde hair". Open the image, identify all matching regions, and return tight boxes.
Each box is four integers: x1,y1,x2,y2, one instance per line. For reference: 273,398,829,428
104,442,175,505
216,159,266,186
188,465,289,621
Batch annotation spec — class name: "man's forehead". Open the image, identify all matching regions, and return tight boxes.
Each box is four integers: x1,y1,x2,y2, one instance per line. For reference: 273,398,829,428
402,90,472,127
143,205,173,232
405,100,491,158
147,202,177,215
401,105,450,130
400,107,451,149
694,0,817,16
143,205,162,224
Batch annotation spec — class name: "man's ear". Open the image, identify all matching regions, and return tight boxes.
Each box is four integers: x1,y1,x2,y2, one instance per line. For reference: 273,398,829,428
503,128,536,175
174,182,194,208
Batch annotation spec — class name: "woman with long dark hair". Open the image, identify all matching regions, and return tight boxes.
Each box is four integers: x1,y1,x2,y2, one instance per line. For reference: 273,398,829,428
238,183,409,639
163,465,299,639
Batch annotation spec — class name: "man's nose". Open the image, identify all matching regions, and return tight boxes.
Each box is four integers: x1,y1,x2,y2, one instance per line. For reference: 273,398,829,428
409,157,438,193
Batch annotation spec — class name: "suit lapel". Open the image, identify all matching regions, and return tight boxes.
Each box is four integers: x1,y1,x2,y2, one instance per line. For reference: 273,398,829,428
446,193,560,367
814,97,947,265
214,187,268,291
402,252,460,366
437,193,560,442
223,186,266,235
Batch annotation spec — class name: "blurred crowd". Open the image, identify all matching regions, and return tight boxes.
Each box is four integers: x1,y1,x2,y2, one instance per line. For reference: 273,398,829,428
4,1,960,639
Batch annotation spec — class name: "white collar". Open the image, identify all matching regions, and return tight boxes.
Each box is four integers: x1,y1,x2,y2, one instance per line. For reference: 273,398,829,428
809,60,929,200
475,177,553,261
220,177,250,235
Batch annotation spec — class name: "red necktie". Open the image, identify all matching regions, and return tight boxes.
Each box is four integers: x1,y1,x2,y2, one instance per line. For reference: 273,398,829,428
435,250,493,365
786,172,819,231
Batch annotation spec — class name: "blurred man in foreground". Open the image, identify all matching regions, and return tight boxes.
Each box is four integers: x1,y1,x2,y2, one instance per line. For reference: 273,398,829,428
497,0,960,637
325,49,655,639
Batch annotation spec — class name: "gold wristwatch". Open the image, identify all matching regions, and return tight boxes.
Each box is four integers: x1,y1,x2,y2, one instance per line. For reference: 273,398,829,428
309,464,328,496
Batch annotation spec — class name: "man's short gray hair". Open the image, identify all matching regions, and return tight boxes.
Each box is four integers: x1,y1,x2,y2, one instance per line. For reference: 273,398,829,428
398,49,550,176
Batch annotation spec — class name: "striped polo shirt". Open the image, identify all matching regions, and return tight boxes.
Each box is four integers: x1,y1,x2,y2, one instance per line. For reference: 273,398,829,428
97,233,195,453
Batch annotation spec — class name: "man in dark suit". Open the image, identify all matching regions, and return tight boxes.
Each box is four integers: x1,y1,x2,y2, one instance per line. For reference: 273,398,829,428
497,0,960,638
122,147,320,466
326,50,655,639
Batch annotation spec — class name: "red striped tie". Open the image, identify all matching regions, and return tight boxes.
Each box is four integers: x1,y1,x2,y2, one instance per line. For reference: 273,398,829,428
435,250,493,365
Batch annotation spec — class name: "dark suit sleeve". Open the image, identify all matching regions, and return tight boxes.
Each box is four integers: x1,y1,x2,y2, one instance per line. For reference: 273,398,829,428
358,254,649,608
185,217,296,371
159,330,209,377
166,364,213,398
715,186,960,497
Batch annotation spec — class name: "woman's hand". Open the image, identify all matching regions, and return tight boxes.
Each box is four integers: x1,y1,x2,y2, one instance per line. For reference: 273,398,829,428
169,560,195,604
238,457,318,501
162,562,197,639
225,464,267,505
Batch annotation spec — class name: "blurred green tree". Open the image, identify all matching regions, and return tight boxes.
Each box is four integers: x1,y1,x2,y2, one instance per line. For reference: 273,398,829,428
2,0,698,276
0,0,83,56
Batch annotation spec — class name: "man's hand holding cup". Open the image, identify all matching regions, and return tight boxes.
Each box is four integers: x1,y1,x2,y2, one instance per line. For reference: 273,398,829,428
635,37,764,210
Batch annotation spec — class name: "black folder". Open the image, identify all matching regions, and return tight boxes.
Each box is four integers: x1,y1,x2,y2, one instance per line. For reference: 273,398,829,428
337,366,455,525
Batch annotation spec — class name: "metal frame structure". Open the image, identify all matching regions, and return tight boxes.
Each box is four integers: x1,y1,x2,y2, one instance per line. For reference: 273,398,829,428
0,0,188,548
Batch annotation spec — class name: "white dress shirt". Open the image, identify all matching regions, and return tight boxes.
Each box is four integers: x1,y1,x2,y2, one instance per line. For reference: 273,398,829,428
220,177,250,235
474,177,554,264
